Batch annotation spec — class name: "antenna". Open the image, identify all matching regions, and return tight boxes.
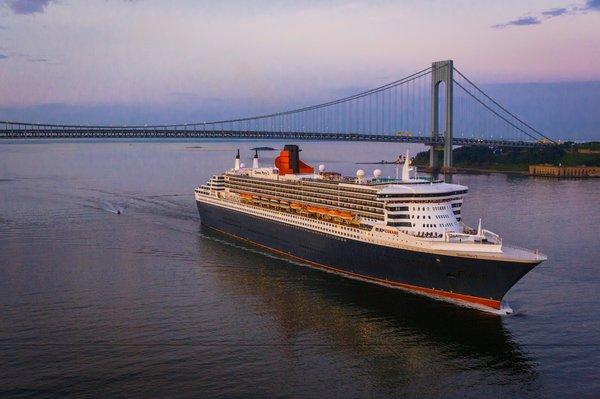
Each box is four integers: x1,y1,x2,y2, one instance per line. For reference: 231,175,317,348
234,149,241,171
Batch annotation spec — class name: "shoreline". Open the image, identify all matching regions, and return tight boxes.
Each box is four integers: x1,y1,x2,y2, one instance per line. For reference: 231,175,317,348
417,165,529,176
416,165,599,178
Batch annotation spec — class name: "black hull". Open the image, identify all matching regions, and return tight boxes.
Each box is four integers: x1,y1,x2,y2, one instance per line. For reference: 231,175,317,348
197,201,540,310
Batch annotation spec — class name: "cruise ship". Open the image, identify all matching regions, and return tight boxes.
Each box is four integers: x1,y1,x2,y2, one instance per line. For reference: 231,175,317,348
195,145,546,311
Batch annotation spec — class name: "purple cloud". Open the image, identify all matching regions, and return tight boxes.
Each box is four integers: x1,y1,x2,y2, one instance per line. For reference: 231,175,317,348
494,1,599,29
0,54,8,59
542,8,568,17
587,0,600,9
509,16,542,25
493,16,541,28
5,0,55,15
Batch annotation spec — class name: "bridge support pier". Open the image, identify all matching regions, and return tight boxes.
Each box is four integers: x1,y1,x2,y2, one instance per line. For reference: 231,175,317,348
429,144,443,170
429,60,453,171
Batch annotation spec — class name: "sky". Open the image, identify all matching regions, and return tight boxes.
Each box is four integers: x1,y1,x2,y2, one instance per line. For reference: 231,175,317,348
0,0,599,138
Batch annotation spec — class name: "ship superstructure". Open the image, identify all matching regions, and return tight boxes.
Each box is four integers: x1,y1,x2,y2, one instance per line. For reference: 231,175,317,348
195,145,546,311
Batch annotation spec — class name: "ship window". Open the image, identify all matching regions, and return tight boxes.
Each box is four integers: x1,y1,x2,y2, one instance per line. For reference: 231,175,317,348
388,222,411,227
388,214,410,220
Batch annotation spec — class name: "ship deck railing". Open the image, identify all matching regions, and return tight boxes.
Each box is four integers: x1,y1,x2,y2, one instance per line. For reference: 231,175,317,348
444,231,501,245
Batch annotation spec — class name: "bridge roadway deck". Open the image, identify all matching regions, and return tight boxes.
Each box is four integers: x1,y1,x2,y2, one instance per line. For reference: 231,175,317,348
0,129,544,148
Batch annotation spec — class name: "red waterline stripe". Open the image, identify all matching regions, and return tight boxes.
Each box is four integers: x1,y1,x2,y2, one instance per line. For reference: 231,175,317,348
204,224,502,310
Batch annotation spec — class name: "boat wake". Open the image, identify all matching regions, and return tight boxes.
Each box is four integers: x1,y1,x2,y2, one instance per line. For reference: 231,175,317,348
497,301,514,315
98,200,124,214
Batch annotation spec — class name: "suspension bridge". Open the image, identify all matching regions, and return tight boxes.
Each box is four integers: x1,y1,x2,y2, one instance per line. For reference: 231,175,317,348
0,60,556,169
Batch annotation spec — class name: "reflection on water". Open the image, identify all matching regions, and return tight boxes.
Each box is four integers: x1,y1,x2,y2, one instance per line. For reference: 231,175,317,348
199,227,540,398
1,139,598,398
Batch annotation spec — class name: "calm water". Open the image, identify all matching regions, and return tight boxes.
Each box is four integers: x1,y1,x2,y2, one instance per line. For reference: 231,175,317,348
1,140,599,398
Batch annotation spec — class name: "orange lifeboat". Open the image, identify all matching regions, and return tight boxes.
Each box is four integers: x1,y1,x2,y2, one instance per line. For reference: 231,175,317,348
316,208,329,216
339,212,353,221
306,206,318,213
290,203,302,210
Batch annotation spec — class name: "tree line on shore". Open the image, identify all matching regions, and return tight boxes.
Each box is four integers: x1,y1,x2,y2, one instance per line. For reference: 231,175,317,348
413,142,600,171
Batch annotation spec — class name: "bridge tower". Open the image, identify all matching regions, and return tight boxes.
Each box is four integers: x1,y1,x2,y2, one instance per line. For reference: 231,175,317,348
429,60,453,170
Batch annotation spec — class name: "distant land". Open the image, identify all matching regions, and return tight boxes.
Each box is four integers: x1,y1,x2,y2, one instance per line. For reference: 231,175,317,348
413,142,600,173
